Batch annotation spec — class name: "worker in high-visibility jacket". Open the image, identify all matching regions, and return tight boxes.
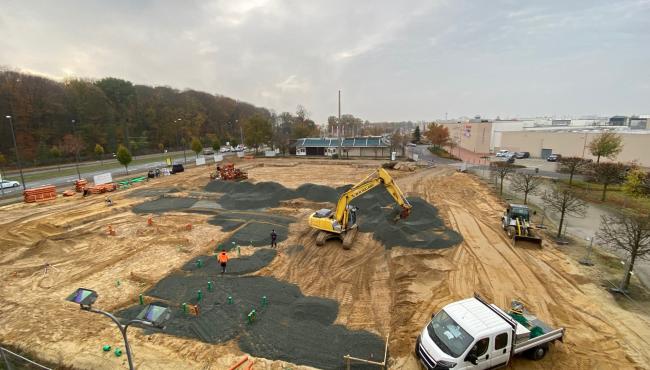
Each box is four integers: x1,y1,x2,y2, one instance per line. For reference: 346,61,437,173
217,249,229,275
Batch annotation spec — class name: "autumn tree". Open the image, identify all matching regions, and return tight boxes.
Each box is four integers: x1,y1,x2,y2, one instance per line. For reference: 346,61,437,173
589,162,628,201
212,138,221,151
116,145,132,174
243,114,272,153
543,182,587,238
425,123,450,149
597,211,650,292
94,144,104,164
622,169,650,198
191,137,203,157
490,161,516,196
589,132,623,163
510,171,543,204
558,156,590,185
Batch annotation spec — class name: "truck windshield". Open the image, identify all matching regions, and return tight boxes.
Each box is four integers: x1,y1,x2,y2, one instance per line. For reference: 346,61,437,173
427,310,474,358
511,206,529,221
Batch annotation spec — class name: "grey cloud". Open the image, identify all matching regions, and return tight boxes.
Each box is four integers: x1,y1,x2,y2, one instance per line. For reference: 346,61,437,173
1,0,649,122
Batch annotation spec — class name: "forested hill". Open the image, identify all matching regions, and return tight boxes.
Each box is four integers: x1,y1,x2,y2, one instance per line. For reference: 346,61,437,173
0,69,271,165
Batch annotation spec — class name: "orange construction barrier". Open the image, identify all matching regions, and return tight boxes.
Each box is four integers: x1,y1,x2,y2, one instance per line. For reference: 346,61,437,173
86,183,117,194
186,223,192,231
23,185,57,203
107,225,116,236
228,356,249,370
147,217,153,226
74,179,87,192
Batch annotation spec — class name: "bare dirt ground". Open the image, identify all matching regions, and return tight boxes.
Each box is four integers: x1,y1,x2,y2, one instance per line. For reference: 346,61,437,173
1,158,649,369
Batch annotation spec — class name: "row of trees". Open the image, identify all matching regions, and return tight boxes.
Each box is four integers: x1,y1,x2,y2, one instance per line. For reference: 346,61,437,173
0,69,272,166
490,161,649,292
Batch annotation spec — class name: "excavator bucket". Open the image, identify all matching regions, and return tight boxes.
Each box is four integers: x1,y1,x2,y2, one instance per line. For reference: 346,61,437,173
392,206,411,222
513,232,542,246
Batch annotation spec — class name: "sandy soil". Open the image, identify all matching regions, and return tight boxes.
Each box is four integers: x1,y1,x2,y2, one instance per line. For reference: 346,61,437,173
1,159,649,369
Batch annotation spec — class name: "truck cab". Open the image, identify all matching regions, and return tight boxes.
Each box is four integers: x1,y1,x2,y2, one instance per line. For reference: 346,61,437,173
416,296,564,369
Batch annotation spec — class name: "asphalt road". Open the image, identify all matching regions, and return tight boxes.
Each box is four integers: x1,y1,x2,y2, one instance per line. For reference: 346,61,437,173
0,151,235,199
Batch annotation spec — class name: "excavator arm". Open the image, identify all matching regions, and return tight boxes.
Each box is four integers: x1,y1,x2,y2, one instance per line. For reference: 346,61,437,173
333,168,412,229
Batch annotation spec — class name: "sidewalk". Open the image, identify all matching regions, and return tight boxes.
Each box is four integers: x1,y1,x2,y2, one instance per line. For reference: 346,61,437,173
452,147,491,165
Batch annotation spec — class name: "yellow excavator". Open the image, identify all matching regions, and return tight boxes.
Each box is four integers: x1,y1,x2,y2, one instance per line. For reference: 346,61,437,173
308,168,412,249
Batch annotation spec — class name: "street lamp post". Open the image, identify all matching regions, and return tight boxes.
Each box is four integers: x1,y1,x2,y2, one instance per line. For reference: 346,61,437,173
174,118,186,164
67,288,171,370
237,119,243,146
5,115,26,190
71,119,82,180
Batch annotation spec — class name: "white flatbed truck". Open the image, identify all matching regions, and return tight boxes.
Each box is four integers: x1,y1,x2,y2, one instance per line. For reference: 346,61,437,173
416,294,565,369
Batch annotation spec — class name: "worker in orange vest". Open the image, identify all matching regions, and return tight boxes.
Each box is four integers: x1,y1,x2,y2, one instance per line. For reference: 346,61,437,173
217,249,229,275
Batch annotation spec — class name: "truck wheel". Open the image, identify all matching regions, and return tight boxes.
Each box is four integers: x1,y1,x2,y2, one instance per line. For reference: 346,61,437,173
526,344,548,360
507,226,516,238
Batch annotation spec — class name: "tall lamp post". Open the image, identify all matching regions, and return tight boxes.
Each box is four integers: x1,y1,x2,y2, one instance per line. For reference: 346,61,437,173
71,119,82,180
67,288,171,370
5,115,26,190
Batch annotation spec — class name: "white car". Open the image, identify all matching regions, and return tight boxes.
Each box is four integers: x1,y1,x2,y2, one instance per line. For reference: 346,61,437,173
0,180,20,189
219,147,231,153
495,150,511,157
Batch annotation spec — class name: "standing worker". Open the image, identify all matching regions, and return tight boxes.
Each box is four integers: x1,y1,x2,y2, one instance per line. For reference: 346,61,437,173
270,229,278,248
217,249,229,275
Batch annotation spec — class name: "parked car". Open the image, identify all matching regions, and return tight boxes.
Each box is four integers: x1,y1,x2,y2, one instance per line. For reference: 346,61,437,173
546,154,561,162
515,151,530,159
0,180,20,189
202,148,214,155
170,163,184,174
495,150,511,157
219,147,231,153
505,154,516,164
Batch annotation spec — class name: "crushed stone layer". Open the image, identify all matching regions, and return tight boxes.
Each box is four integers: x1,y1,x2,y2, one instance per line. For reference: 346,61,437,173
117,249,384,369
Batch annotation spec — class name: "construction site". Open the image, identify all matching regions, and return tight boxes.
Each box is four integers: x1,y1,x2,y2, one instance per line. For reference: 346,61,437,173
1,158,650,370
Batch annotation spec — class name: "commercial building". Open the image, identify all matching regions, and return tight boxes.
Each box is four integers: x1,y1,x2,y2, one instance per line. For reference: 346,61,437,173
438,115,650,167
293,136,391,158
497,130,650,166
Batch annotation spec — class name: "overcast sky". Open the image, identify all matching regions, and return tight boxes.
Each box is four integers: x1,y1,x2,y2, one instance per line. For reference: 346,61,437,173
1,0,649,122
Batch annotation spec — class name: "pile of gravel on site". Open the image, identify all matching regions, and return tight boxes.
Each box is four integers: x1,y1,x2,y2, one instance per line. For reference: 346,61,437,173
219,222,289,249
116,260,384,369
131,197,197,214
205,180,349,209
206,180,462,250
349,188,463,249
183,249,277,275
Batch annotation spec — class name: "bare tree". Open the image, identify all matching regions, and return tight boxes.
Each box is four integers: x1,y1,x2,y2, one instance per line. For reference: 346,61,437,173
543,182,587,238
510,171,543,204
589,162,628,201
558,156,590,185
490,161,516,195
596,211,650,292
